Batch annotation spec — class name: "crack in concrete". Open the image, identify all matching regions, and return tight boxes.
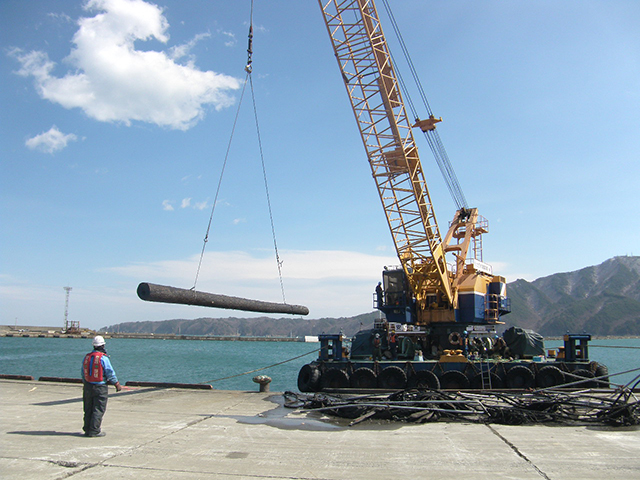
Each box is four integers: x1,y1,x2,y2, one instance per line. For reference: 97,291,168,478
486,424,552,480
44,459,96,479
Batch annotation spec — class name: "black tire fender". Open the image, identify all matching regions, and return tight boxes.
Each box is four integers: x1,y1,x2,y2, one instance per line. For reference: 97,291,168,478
408,369,440,390
297,364,321,392
378,366,407,390
536,365,565,388
571,368,596,388
350,367,377,389
470,372,504,390
320,368,350,390
592,362,610,388
439,370,470,390
506,365,536,389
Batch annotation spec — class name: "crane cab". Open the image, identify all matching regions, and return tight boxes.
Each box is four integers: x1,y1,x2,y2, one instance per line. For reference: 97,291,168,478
375,267,415,324
375,266,510,326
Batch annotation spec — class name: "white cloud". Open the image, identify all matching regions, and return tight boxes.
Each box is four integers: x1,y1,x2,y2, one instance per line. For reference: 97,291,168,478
169,32,211,62
25,125,78,153
221,31,236,47
111,249,392,288
11,0,241,130
162,197,208,211
47,12,74,23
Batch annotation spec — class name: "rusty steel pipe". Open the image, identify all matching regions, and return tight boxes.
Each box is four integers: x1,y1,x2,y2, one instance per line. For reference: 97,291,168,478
137,282,309,316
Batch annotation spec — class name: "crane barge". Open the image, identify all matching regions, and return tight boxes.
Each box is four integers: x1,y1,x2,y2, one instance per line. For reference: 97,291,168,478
297,0,607,391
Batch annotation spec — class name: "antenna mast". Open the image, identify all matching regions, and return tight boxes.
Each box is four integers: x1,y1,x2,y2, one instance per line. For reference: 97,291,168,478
62,286,79,333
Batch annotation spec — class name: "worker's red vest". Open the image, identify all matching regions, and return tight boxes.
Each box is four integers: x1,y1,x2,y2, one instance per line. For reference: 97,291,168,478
83,351,104,383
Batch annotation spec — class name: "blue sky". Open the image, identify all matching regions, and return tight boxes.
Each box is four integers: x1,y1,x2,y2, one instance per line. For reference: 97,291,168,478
1,0,639,330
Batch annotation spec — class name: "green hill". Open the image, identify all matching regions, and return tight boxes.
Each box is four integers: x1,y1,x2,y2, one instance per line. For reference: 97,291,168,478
505,256,640,336
103,256,640,337
102,312,381,338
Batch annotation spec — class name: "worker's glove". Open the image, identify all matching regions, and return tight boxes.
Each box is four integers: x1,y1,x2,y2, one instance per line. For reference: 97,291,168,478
115,382,122,392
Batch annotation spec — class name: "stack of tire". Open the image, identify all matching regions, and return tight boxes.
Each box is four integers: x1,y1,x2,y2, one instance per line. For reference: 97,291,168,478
297,362,609,392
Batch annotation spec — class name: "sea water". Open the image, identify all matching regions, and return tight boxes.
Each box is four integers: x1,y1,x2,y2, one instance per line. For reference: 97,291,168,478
0,337,318,392
545,337,640,388
1,336,639,391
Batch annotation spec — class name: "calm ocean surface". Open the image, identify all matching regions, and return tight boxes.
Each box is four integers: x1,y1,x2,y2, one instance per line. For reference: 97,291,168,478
1,336,639,391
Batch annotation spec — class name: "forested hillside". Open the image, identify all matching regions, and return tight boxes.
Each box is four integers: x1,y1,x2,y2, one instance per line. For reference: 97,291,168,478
103,257,640,337
103,312,380,338
506,256,640,336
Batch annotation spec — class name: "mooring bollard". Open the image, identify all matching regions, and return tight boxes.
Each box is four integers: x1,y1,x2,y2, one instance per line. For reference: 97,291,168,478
253,375,272,392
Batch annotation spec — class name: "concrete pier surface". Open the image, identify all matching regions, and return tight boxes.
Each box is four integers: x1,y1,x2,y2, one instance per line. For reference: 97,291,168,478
1,379,639,480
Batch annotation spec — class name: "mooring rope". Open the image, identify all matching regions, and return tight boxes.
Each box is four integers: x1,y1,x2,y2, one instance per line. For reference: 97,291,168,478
201,347,319,385
590,344,640,349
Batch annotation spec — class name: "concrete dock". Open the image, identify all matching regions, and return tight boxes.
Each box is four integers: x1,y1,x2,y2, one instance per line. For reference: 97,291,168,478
1,379,639,479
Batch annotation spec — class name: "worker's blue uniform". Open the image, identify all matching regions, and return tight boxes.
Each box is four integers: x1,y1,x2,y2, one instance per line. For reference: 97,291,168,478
81,350,118,436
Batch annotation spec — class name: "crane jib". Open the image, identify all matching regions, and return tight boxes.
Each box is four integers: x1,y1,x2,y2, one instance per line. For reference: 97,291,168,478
319,0,452,307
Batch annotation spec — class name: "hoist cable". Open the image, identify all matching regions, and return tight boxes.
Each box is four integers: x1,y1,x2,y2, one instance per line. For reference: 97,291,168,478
194,0,288,302
424,132,463,209
245,0,287,304
380,0,468,210
249,73,287,305
192,73,250,290
381,0,433,117
391,49,463,209
431,130,468,209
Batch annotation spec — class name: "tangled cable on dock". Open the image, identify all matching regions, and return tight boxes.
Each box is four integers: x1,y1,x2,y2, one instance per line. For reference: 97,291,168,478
284,386,640,427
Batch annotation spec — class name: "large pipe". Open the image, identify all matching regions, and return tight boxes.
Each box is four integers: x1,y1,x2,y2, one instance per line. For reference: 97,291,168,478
137,282,309,316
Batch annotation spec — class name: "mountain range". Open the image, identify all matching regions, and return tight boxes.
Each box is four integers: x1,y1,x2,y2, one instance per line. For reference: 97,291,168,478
103,256,640,337
103,312,380,338
505,256,640,336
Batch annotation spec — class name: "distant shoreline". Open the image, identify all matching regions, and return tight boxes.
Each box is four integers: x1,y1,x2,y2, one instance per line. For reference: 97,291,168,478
2,325,639,342
0,325,315,342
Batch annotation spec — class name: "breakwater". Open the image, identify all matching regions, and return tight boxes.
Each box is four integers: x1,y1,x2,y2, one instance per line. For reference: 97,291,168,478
0,325,315,342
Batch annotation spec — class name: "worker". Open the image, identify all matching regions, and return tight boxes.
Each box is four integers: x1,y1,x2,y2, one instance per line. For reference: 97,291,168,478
372,333,382,361
490,337,510,359
430,340,439,358
472,337,486,356
375,282,383,307
388,331,397,359
81,335,122,437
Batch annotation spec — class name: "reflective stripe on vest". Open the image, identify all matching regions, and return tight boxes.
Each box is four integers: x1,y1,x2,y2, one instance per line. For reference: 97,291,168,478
83,351,104,382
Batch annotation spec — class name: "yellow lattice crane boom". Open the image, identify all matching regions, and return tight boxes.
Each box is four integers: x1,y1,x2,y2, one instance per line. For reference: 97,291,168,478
319,0,509,325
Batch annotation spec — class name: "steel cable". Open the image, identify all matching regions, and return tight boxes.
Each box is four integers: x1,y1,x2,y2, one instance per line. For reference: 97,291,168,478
380,0,468,210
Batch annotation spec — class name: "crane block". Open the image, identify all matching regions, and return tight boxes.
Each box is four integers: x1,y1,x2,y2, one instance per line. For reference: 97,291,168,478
413,116,442,132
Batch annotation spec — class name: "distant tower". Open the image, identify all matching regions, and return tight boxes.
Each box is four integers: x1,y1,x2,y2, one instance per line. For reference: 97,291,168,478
62,286,79,333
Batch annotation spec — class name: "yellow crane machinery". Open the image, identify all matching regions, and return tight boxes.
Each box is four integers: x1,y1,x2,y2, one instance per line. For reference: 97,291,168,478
298,2,605,393
318,0,509,326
